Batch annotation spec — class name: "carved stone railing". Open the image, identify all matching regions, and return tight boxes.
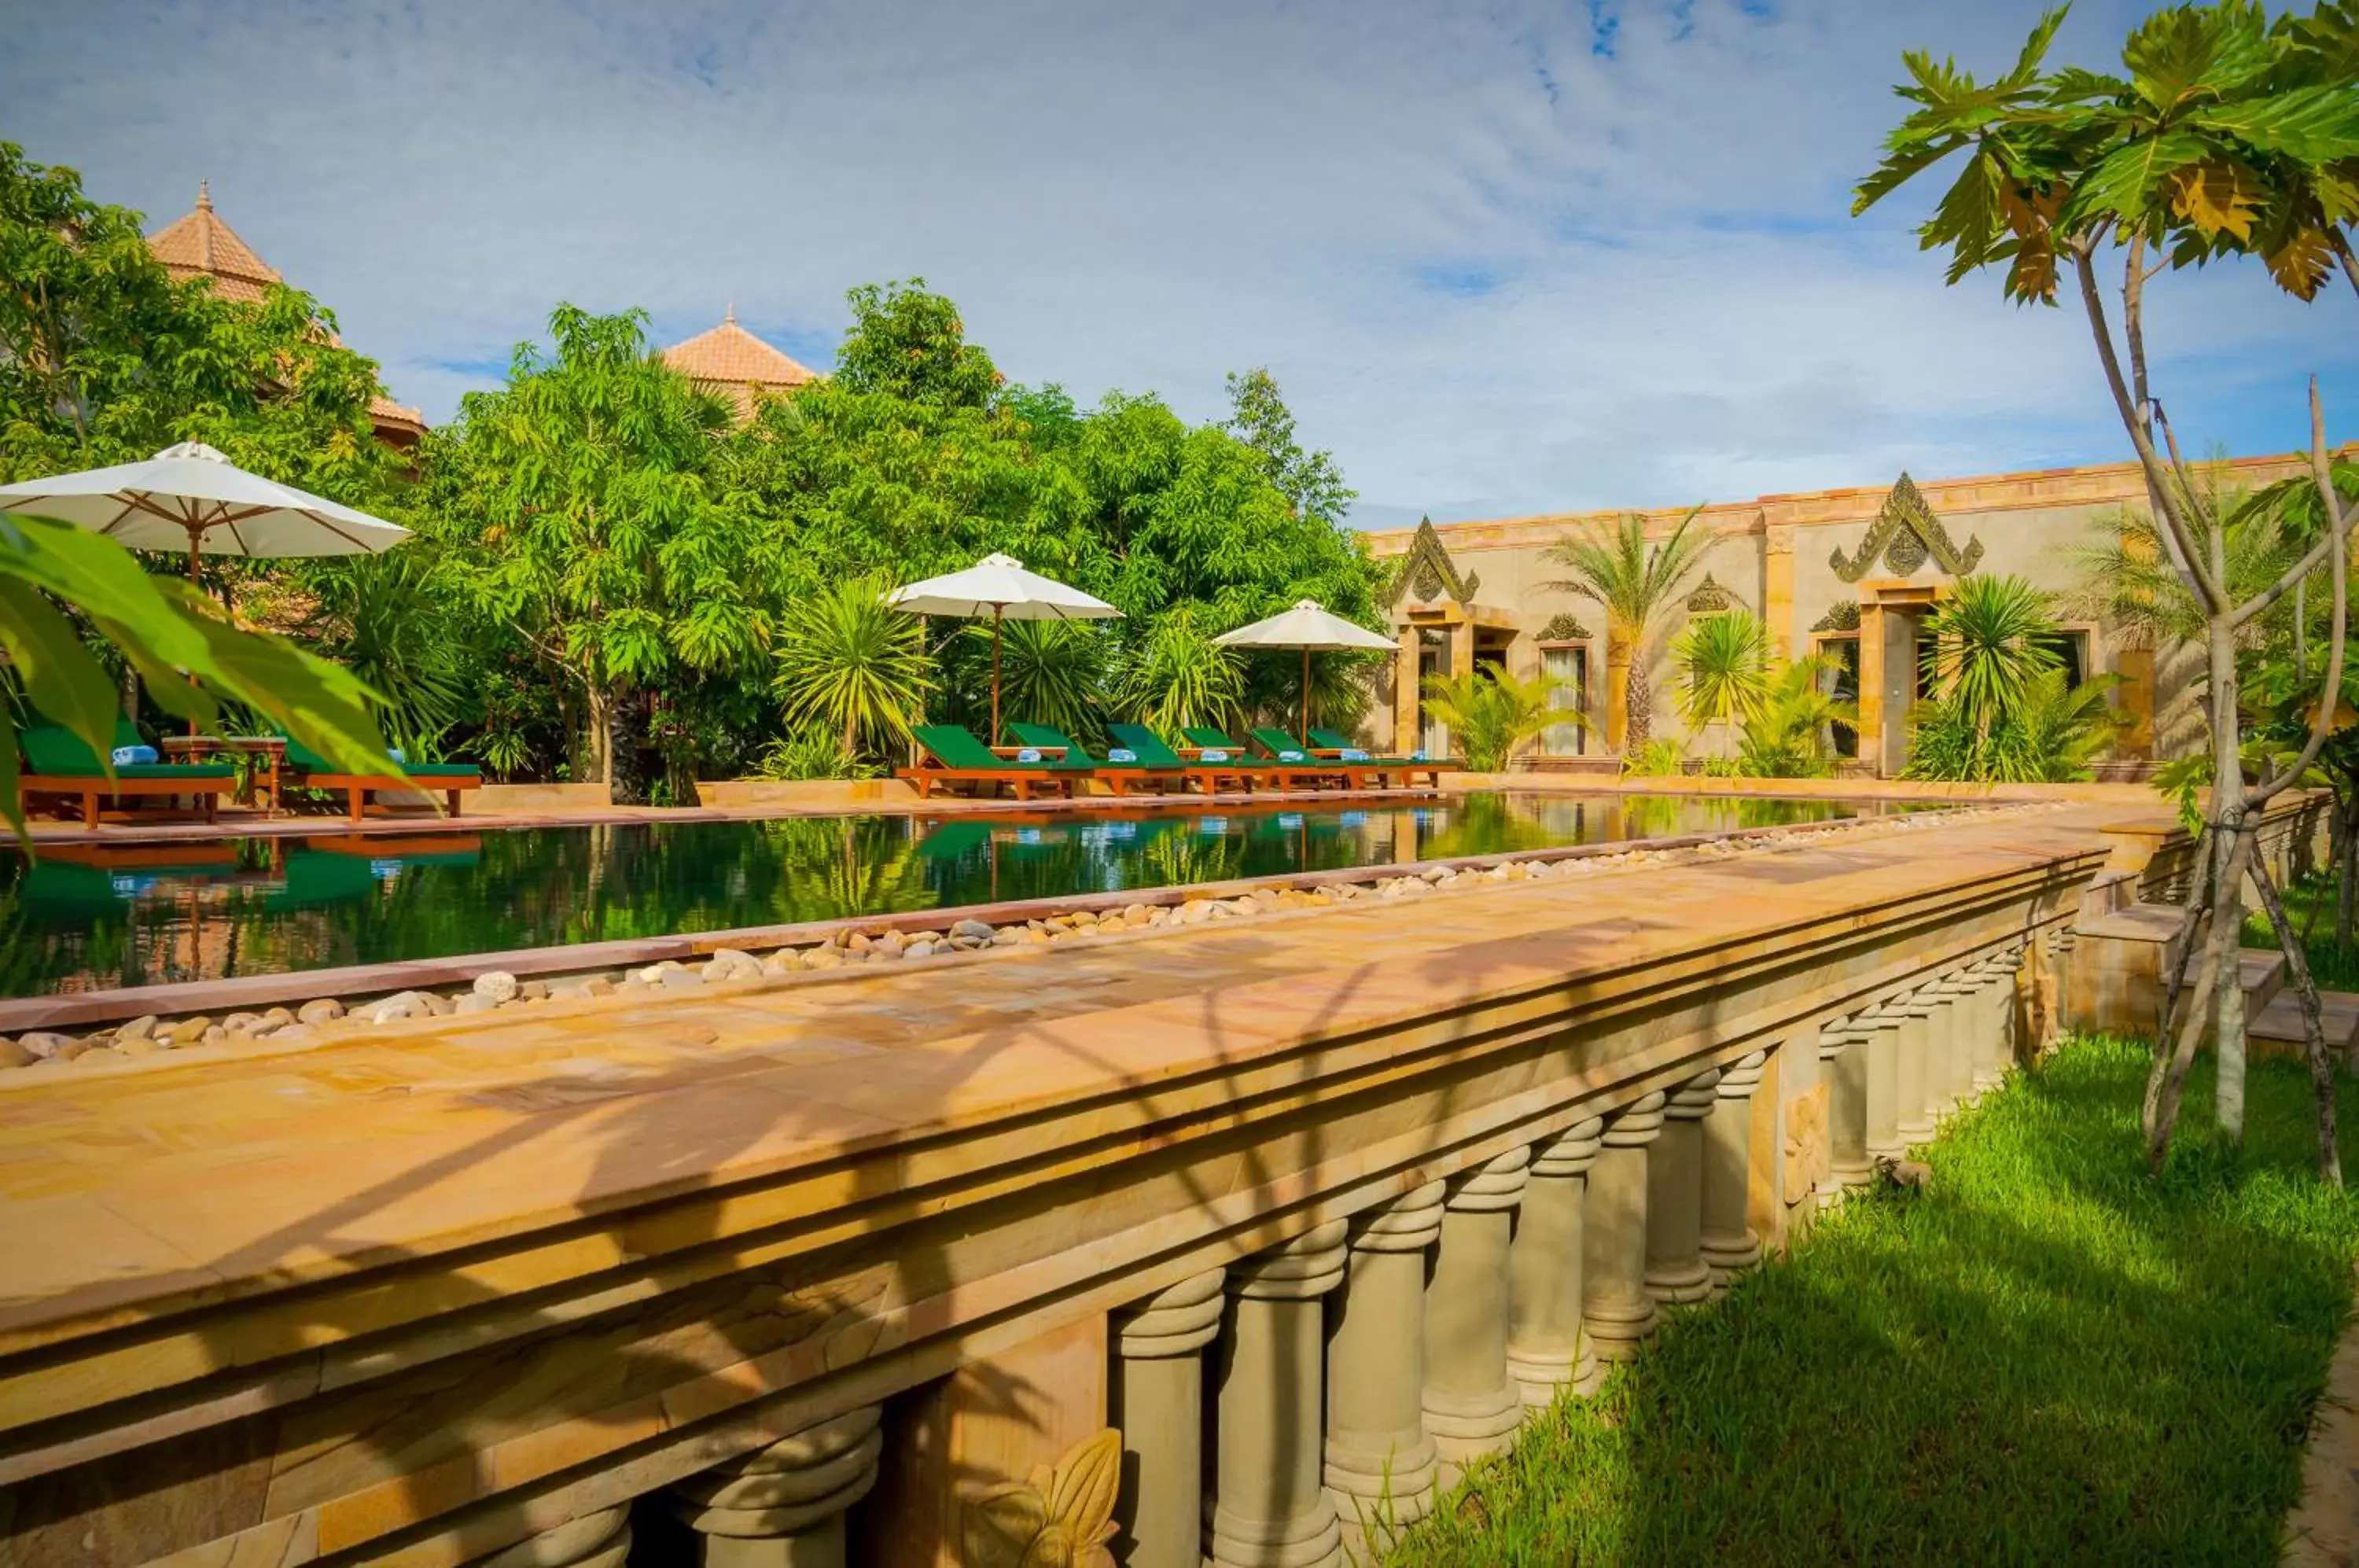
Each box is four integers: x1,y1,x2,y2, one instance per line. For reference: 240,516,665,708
0,815,2108,1567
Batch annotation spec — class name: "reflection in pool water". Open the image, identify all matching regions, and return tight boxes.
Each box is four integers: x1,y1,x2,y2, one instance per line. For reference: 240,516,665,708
1,793,1904,996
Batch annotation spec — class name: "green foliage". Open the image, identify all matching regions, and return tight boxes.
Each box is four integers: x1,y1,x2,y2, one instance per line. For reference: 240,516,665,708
1388,1037,2359,1564
1855,3,2359,305
771,573,932,761
1,513,392,840
753,728,881,782
1223,367,1356,528
1672,609,1773,732
1419,670,1577,772
989,619,1106,742
1110,605,1246,737
1621,737,1689,778
1735,655,1859,778
1908,667,2126,783
831,279,1003,409
282,548,473,759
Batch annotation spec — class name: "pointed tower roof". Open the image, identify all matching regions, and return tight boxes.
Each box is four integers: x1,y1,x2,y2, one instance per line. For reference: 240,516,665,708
144,183,425,445
146,181,283,304
661,309,816,419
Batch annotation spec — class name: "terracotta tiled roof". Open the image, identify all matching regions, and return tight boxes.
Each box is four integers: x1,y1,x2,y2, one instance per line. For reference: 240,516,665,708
145,182,423,444
661,307,816,418
146,182,282,304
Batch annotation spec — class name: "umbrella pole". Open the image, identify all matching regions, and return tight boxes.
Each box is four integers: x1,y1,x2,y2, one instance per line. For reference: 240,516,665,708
992,605,1004,745
185,523,204,738
1301,646,1311,742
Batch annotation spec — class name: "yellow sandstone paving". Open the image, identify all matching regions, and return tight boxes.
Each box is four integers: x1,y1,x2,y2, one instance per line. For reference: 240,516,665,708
0,805,2125,1353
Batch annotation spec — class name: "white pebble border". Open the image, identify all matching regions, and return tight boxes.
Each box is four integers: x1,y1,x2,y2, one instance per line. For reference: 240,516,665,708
0,802,2055,1077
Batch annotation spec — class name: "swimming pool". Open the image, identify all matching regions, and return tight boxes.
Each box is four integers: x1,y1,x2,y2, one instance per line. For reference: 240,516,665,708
2,793,1900,996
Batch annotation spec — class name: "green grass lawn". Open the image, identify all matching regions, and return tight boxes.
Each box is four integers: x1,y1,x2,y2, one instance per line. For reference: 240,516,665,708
2243,870,2359,992
1386,1038,2359,1566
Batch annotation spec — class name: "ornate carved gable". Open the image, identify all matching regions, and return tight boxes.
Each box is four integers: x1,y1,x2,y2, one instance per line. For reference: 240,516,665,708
1537,611,1592,642
1828,473,1985,583
1382,517,1481,608
1684,572,1742,613
1812,599,1862,633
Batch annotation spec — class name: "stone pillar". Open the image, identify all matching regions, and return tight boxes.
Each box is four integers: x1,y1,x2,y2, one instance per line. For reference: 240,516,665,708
469,1506,632,1568
1113,1272,1225,1568
668,1407,883,1568
1583,1091,1665,1361
1325,1183,1443,1552
1423,1149,1529,1486
1993,946,2028,1081
1508,1117,1606,1408
1643,1067,1719,1309
1861,1004,1905,1165
1819,1018,1871,1204
1209,1221,1348,1568
1700,1051,1766,1292
1893,989,1937,1147
1393,626,1421,757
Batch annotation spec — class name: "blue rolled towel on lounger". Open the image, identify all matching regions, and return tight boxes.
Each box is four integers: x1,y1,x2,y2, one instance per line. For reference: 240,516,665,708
1017,748,1043,762
1279,750,1306,762
1341,747,1370,761
1201,749,1229,762
1108,747,1137,762
110,745,159,765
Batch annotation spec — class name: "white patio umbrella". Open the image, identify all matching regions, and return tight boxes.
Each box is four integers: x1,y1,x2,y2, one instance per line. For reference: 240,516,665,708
885,552,1121,742
1213,599,1396,741
0,440,411,583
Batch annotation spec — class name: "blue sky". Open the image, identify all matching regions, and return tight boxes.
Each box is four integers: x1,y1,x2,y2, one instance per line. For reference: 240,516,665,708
5,0,2352,528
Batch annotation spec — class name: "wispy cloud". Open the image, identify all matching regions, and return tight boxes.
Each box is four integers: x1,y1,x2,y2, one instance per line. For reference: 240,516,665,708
5,0,2351,526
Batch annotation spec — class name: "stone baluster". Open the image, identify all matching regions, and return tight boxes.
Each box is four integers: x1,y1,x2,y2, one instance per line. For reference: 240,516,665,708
1643,1066,1720,1309
1423,1148,1530,1488
1209,1220,1348,1568
1861,1003,1907,1166
1964,958,2004,1095
1700,1050,1766,1293
667,1406,883,1568
1893,988,1938,1147
1324,1183,1443,1553
1820,1017,1872,1205
1507,1117,1606,1408
1991,946,2027,1082
1931,971,1975,1117
1113,1271,1226,1568
1584,1091,1667,1362
467,1505,632,1568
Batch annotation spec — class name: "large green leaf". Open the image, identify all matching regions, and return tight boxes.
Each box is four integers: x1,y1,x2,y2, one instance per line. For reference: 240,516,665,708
2189,84,2359,162
2057,129,2214,231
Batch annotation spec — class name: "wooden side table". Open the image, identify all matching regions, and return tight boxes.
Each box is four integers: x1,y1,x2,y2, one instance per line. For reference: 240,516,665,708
160,736,286,815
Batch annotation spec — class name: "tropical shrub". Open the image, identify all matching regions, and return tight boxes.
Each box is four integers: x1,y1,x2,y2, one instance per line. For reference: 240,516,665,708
1673,609,1773,737
989,618,1106,742
1112,605,1246,738
1736,655,1857,778
754,728,881,782
1621,738,1688,778
772,573,931,763
1421,670,1577,773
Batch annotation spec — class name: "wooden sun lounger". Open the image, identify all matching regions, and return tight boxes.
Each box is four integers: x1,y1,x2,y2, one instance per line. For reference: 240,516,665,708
898,726,1093,801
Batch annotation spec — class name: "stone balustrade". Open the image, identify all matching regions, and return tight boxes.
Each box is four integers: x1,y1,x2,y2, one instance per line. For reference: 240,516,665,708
0,809,2111,1568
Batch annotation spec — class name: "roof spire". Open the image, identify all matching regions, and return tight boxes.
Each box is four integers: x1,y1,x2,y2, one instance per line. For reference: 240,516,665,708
724,299,736,326
196,179,212,211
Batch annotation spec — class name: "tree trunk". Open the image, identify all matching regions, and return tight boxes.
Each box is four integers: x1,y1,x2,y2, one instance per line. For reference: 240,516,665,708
583,683,616,801
2252,852,2342,1187
2339,797,2356,959
2144,830,2214,1150
1625,660,1653,753
2206,620,2251,1143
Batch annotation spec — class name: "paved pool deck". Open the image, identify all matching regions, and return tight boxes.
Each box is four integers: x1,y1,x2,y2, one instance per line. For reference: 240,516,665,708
0,799,2133,1367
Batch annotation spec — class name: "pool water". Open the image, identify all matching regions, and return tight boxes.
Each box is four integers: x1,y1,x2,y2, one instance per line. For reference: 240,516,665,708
1,793,1893,996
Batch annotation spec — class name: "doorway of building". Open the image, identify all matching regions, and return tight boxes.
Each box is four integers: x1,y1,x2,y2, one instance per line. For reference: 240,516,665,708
1540,645,1589,756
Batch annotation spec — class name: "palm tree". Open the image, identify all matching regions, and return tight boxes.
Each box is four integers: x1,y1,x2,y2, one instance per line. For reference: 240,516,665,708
1673,609,1772,749
1112,605,1246,738
772,572,933,762
1737,654,1857,778
1542,508,1710,753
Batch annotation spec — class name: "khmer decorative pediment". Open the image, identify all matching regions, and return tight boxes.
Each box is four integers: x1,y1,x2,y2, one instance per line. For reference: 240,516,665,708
1829,473,1984,583
1382,517,1480,607
1684,572,1741,613
1812,600,1861,633
1537,611,1592,642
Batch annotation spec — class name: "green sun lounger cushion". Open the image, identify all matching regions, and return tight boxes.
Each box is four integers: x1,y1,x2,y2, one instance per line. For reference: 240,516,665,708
1004,722,1161,769
912,724,1094,772
19,720,232,779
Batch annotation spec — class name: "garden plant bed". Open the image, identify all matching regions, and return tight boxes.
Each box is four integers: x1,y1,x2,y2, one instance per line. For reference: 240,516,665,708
1389,1038,2359,1566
